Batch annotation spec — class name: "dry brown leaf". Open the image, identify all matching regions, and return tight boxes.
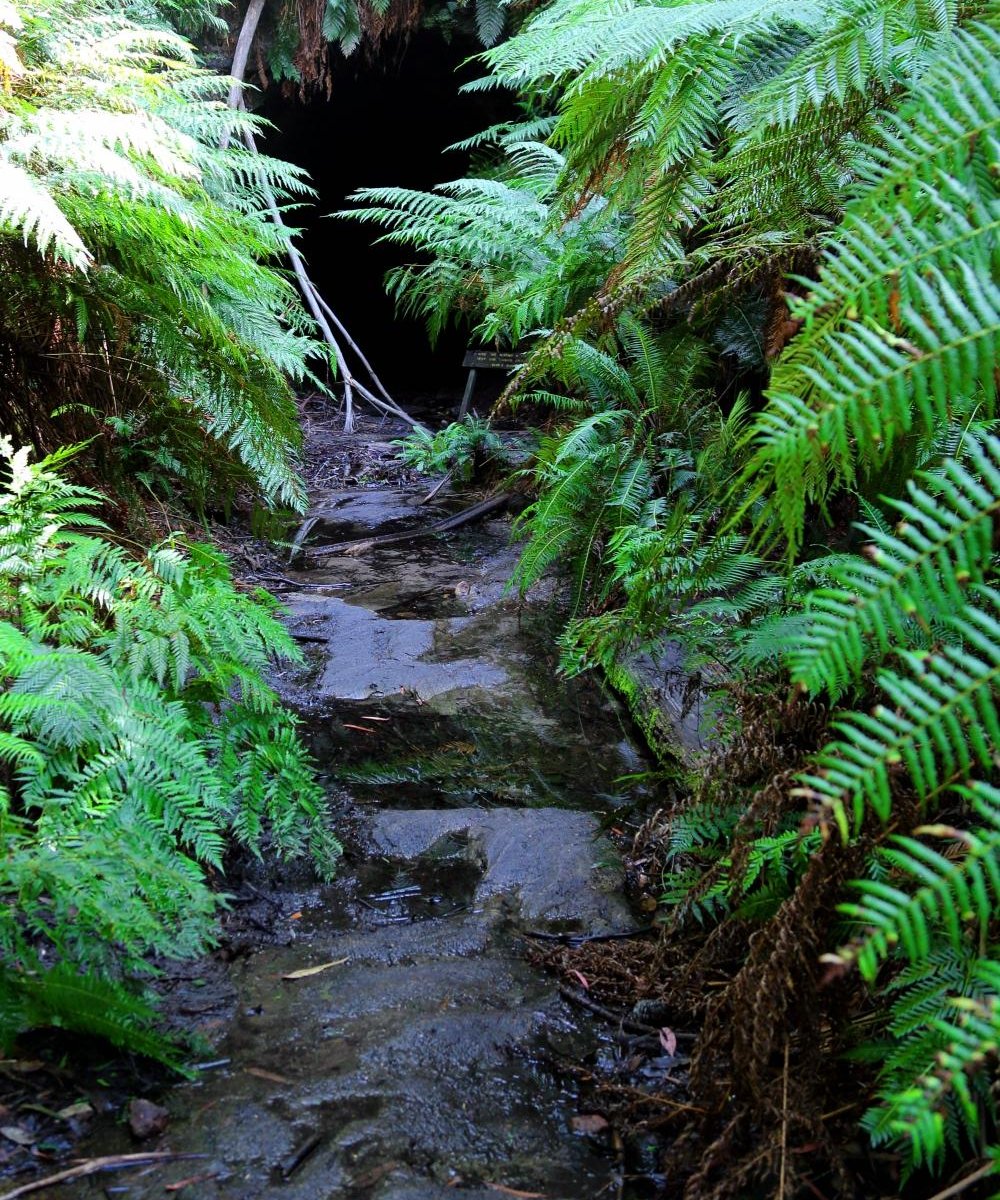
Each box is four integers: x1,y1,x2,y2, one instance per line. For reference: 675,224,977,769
281,958,348,980
659,1027,678,1057
1,1126,36,1145
56,1102,93,1120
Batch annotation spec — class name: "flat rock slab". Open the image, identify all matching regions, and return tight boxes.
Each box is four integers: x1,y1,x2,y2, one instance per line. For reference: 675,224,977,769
287,596,507,702
306,488,447,541
372,807,632,932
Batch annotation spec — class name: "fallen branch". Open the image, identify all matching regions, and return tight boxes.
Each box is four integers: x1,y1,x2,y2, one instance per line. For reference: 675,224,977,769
925,1163,997,1200
223,51,422,433
304,493,510,559
311,289,396,411
0,1153,208,1200
524,926,655,945
352,376,428,432
557,984,696,1040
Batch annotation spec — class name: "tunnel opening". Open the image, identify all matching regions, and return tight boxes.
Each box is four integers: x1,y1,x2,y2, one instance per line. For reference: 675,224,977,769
258,33,513,416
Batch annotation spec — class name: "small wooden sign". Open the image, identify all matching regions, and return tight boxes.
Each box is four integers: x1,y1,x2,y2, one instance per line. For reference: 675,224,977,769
462,348,523,371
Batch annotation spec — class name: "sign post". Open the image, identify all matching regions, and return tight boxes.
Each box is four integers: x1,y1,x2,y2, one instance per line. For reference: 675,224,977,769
458,349,524,419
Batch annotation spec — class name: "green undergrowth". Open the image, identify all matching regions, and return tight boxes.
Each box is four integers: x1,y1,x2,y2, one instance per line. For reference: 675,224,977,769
393,415,510,483
0,441,339,1066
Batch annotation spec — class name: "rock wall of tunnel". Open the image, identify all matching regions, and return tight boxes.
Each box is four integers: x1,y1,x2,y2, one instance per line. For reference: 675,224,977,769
259,33,512,411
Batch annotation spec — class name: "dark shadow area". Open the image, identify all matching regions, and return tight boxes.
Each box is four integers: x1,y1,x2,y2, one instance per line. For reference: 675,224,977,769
259,33,513,412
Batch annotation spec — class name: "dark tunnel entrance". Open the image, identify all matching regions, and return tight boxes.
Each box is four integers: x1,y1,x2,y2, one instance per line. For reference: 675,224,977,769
258,33,512,413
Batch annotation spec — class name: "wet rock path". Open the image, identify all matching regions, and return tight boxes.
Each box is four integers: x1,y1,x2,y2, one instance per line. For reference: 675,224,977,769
57,423,650,1200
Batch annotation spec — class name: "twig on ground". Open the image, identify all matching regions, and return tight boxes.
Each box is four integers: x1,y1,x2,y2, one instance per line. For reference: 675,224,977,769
524,927,654,945
420,471,454,505
305,493,509,559
925,1163,996,1200
557,984,696,1039
0,1153,208,1200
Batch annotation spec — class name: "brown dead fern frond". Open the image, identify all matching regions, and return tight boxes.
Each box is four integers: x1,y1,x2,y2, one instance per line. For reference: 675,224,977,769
676,837,868,1199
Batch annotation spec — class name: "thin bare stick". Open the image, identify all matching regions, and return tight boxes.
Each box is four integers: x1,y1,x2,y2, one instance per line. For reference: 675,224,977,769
0,1153,207,1200
288,514,319,564
925,1163,996,1200
312,290,396,408
352,378,427,432
237,123,357,430
420,469,453,504
305,492,509,558
556,984,695,1039
222,0,266,147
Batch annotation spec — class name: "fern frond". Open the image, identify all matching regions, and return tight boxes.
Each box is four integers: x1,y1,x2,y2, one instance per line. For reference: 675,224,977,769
745,21,1000,552
833,781,1000,979
792,435,1000,701
0,965,186,1069
862,959,1000,1173
0,157,90,266
797,587,1000,833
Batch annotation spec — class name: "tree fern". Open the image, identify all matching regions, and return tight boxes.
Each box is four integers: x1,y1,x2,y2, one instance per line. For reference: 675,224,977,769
744,20,1000,552
510,320,714,617
342,141,619,346
463,0,980,311
1,0,323,509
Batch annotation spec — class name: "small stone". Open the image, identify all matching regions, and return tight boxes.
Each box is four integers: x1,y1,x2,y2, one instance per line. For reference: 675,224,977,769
571,1113,610,1136
128,1097,169,1140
